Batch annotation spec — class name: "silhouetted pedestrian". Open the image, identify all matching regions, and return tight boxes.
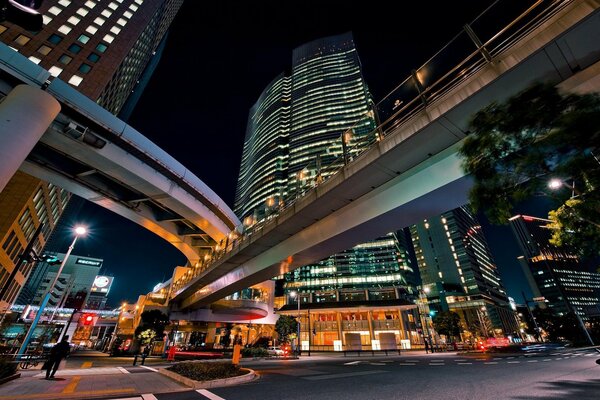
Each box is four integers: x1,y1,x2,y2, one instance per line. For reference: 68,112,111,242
424,338,430,354
45,335,71,379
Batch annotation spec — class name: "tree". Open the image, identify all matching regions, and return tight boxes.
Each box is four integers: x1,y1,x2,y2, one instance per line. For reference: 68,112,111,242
432,311,461,341
275,315,298,343
134,310,169,345
459,83,600,257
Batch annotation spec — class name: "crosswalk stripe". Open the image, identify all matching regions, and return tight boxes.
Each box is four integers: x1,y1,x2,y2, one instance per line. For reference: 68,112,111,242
141,395,158,400
139,365,158,372
197,389,227,400
118,367,130,374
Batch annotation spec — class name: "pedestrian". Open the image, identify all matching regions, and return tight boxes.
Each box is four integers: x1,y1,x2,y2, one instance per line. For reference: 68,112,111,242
45,335,71,380
424,338,430,354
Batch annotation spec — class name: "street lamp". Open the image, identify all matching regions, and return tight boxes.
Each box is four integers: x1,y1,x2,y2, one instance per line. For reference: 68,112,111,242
290,291,301,356
548,178,577,198
17,226,87,357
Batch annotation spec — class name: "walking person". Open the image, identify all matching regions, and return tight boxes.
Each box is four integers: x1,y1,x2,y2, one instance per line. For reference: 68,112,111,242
424,338,430,354
45,335,71,380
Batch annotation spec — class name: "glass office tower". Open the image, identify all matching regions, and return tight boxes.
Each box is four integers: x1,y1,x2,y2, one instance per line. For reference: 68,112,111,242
509,214,600,319
410,206,517,336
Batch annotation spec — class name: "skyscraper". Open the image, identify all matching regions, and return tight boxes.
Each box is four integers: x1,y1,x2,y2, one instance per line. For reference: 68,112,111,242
235,34,419,351
234,32,376,221
509,214,600,318
0,0,183,310
410,206,517,337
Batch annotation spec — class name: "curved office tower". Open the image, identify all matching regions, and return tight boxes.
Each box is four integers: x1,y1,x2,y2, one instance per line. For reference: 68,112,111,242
235,32,375,220
288,32,375,192
234,74,291,220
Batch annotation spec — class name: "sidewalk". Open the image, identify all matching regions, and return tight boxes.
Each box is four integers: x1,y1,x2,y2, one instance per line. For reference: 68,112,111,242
0,365,188,400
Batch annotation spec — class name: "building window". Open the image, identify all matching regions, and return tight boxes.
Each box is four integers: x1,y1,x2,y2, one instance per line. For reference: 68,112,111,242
58,25,72,35
48,34,63,44
76,7,89,17
78,63,92,74
95,43,108,53
129,4,138,11
43,15,52,25
123,11,132,19
67,44,82,54
87,52,100,62
101,9,112,18
58,0,71,6
48,66,63,77
103,34,114,43
67,16,80,25
85,1,96,8
58,54,73,65
37,44,52,56
48,6,61,15
77,34,90,44
28,56,41,64
86,25,98,35
93,17,105,26
68,75,83,86
116,18,127,26
0,25,7,35
110,26,121,35
14,35,30,46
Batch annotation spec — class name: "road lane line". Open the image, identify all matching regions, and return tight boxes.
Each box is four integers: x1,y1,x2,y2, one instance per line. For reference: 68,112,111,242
507,361,520,364
118,367,131,374
543,359,551,362
484,362,498,365
81,361,93,368
197,389,227,400
527,360,538,363
344,361,362,365
458,362,472,365
62,376,81,394
141,395,158,400
304,370,385,380
139,365,158,372
429,363,445,366
399,363,416,366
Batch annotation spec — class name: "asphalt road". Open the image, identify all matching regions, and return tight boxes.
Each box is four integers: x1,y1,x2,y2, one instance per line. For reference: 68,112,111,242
101,348,600,400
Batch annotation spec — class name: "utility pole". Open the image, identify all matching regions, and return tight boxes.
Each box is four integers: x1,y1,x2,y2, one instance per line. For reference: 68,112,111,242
522,291,543,342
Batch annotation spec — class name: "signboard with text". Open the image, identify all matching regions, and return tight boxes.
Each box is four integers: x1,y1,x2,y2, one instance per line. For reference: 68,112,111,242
90,275,113,295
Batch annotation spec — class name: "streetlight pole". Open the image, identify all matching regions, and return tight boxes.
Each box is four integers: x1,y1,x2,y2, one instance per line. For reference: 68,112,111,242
17,226,87,357
290,291,301,356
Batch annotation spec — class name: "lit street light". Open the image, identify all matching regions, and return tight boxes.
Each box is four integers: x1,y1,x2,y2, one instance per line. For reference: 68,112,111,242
17,226,87,357
290,290,301,356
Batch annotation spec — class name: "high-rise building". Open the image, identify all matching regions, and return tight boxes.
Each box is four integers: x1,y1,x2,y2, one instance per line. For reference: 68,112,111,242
410,206,517,337
234,32,376,221
32,253,102,309
235,33,419,350
0,172,70,311
509,214,600,318
0,0,183,311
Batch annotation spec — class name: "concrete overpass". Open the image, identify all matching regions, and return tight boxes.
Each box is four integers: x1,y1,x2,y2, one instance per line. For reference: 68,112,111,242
170,0,600,310
0,49,240,264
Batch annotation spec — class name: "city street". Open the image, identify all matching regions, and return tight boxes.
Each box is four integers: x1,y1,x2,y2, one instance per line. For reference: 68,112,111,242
1,348,598,400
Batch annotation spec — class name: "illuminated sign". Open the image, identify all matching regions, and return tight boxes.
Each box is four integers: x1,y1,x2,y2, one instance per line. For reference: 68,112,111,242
76,258,102,267
91,275,113,295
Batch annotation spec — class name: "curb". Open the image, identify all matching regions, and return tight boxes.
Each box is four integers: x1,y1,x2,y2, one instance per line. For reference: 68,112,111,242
158,367,256,389
0,372,21,385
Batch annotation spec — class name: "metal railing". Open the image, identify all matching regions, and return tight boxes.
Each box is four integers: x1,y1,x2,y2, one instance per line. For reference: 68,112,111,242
171,0,572,297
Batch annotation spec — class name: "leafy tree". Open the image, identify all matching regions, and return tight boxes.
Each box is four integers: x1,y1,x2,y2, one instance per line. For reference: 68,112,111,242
459,82,600,257
275,315,298,343
135,309,169,344
432,311,461,341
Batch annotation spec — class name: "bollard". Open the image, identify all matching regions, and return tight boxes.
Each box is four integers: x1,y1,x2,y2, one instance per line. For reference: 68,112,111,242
232,344,242,365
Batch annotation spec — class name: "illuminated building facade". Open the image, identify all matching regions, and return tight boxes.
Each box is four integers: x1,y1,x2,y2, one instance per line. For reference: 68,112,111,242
509,214,600,318
410,206,517,337
0,172,70,311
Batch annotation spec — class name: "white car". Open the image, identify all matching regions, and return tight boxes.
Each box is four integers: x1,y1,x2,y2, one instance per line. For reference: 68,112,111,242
267,346,285,356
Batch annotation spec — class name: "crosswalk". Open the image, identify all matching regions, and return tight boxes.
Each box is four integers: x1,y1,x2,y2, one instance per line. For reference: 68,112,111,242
109,388,226,400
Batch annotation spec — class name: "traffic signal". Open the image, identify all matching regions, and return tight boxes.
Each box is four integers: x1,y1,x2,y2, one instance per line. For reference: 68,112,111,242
41,254,62,265
83,314,94,325
429,310,437,317
0,1,43,32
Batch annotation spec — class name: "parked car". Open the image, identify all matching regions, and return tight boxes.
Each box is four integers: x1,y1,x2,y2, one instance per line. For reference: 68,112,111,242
267,346,285,356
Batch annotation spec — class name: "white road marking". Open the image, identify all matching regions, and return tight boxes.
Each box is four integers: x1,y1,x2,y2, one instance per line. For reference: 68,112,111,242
507,361,520,364
399,363,416,366
527,360,538,363
484,362,498,365
304,370,386,381
370,362,386,366
543,359,551,362
458,362,473,365
429,363,445,366
197,389,227,400
117,367,130,374
139,365,158,372
343,361,362,365
141,395,158,400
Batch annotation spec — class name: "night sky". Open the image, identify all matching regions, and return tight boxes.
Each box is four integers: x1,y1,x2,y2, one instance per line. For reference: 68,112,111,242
59,0,552,306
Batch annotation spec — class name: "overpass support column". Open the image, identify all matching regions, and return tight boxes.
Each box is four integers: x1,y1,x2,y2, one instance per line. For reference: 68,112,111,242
0,85,60,192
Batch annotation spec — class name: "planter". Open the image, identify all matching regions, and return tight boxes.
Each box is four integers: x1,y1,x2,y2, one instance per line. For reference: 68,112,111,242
0,373,21,385
158,367,255,389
